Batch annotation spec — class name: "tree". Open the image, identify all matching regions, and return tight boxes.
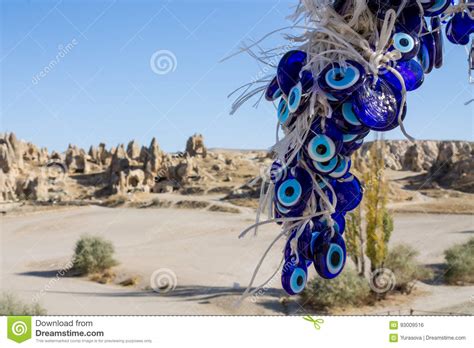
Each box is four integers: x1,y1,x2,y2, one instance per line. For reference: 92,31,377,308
364,139,391,270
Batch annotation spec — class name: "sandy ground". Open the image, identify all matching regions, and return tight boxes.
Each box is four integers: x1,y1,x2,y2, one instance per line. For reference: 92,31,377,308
1,204,473,315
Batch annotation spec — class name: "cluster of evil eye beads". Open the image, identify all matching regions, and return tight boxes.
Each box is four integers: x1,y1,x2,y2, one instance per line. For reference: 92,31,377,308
265,0,474,296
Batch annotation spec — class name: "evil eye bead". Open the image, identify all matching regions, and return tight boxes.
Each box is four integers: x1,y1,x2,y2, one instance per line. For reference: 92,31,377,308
313,233,346,279
269,160,287,184
318,60,366,97
313,156,339,175
332,102,369,134
265,77,282,101
275,201,305,218
288,82,302,113
424,0,451,17
277,98,290,125
418,27,435,74
333,174,363,212
281,260,307,295
390,32,420,61
275,167,312,208
277,50,307,95
277,179,302,207
329,155,351,179
431,17,444,69
446,12,474,46
307,135,337,162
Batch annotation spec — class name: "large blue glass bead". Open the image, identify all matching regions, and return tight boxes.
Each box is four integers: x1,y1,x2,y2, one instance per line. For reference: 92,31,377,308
389,31,420,61
274,167,312,208
353,77,401,131
418,26,435,74
277,50,307,95
382,59,425,92
281,255,308,295
424,0,451,17
340,138,364,156
265,77,282,101
431,17,444,68
332,102,370,135
312,232,347,279
317,60,366,98
333,174,363,212
328,155,351,179
446,12,474,46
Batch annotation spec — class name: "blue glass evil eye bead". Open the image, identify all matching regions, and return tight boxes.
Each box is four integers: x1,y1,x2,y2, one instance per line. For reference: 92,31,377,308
305,119,343,162
288,82,303,113
424,0,451,17
332,102,369,135
318,60,366,98
329,155,351,179
277,98,290,126
281,258,308,295
275,201,306,218
431,17,444,69
312,232,346,279
333,174,363,212
389,31,420,61
275,167,312,208
382,59,425,92
418,27,435,74
265,77,282,101
277,50,307,95
353,77,401,131
269,160,287,184
446,12,474,46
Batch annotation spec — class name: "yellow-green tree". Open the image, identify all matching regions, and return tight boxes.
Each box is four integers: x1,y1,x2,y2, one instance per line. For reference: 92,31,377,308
364,140,391,270
345,206,365,276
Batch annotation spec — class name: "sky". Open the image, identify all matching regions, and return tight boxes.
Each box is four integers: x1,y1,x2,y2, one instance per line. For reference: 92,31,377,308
1,0,473,153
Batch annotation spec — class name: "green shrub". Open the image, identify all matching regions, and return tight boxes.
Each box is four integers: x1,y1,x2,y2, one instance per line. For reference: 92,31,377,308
444,238,474,285
385,244,432,294
0,292,46,315
301,268,370,311
72,235,118,275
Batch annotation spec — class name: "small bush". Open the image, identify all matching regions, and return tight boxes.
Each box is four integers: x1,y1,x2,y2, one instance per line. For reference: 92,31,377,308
72,235,118,275
0,292,47,315
301,268,370,311
444,238,474,285
385,244,432,294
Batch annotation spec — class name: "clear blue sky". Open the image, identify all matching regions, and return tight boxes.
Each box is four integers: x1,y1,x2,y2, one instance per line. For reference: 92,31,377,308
1,0,473,153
